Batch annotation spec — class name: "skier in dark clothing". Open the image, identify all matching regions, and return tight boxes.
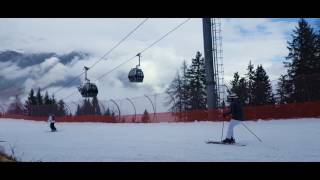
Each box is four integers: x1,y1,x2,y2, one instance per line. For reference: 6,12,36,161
222,93,244,144
48,113,57,132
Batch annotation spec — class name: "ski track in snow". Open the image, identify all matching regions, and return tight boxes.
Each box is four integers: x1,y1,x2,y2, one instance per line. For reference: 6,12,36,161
0,118,320,162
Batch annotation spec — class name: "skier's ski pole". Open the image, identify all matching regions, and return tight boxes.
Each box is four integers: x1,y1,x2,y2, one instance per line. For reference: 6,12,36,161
219,109,225,142
240,122,262,142
220,121,224,142
220,84,230,141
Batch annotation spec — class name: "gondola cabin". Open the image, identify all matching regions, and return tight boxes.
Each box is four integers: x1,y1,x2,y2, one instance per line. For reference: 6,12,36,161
78,66,98,98
78,82,98,98
128,53,144,83
128,67,144,82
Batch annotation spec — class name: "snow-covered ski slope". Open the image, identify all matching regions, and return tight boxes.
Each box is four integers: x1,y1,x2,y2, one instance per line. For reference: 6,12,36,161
0,118,319,162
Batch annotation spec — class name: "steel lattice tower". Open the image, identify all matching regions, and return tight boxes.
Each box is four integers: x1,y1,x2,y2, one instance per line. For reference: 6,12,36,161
211,18,225,108
203,18,225,109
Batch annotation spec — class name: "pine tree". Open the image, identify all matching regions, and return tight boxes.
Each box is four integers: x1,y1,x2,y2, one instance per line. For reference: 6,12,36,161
50,94,58,115
166,60,190,115
141,109,150,123
43,91,50,105
166,71,183,113
36,88,43,105
42,91,53,115
180,60,190,113
103,108,116,121
316,25,320,72
92,96,101,115
50,95,56,105
88,99,95,115
229,72,248,105
80,99,94,115
76,104,81,115
81,99,88,115
24,88,37,115
230,72,240,94
238,77,249,105
104,108,111,116
285,18,320,102
186,51,207,110
57,100,67,116
276,75,293,104
165,70,187,121
251,65,275,105
246,61,255,105
110,111,117,122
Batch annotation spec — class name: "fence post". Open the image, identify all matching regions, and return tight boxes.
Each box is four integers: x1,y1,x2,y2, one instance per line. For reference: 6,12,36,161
126,98,136,123
144,95,156,123
110,99,121,122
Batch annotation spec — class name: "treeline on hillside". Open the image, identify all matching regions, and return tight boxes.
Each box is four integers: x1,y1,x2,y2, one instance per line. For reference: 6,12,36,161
166,18,320,116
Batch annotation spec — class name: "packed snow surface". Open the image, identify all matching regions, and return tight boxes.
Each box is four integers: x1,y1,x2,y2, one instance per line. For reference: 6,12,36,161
0,118,319,162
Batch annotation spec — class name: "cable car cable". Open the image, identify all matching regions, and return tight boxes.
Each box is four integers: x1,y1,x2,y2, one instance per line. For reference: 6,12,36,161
88,18,149,70
52,18,149,97
63,18,191,100
96,18,191,82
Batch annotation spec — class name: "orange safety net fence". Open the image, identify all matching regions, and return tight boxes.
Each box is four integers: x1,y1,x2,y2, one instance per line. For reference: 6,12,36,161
1,101,320,123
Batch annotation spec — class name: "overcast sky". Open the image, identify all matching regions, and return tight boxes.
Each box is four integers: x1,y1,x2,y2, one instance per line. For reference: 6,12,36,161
0,18,318,112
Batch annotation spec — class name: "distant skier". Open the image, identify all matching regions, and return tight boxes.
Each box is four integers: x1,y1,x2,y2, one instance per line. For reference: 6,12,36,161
48,113,57,132
222,93,244,144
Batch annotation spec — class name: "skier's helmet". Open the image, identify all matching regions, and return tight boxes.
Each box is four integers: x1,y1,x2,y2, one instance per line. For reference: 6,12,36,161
228,93,238,99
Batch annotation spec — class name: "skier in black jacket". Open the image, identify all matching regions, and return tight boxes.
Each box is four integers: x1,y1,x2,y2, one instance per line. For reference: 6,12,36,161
222,93,244,144
48,113,57,132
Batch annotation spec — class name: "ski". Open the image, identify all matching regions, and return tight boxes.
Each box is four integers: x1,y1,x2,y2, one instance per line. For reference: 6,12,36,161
45,130,59,133
206,140,246,146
